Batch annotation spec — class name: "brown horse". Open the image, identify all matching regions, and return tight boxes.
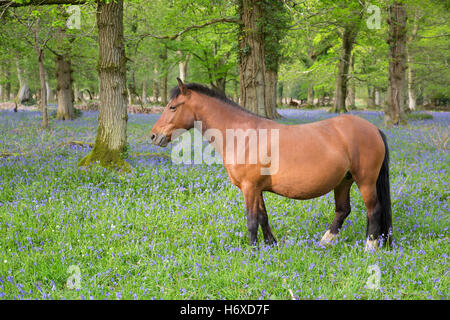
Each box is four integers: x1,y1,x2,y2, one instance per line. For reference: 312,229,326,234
151,78,393,251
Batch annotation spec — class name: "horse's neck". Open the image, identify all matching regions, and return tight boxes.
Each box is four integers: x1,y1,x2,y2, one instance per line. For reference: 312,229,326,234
193,97,262,135
192,96,270,158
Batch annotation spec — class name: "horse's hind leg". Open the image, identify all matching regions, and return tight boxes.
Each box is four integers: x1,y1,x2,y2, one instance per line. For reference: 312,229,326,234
359,183,382,251
320,178,353,246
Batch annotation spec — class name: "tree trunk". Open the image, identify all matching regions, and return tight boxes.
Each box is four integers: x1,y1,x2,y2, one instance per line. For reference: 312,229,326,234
44,68,51,103
5,66,11,101
74,82,81,103
233,79,239,102
127,87,132,105
238,0,266,117
333,26,358,113
0,66,3,102
407,50,416,111
406,11,419,112
177,50,189,82
307,84,314,106
264,69,279,118
55,54,74,120
277,81,283,106
153,64,159,103
386,1,407,125
161,74,167,106
142,80,147,104
16,59,24,89
32,18,48,128
78,0,129,171
366,86,375,107
211,77,226,96
345,54,355,108
0,63,5,101
35,48,48,128
15,59,29,104
160,46,168,106
375,88,381,106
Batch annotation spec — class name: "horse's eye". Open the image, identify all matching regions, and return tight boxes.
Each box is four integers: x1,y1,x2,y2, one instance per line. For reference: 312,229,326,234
169,105,177,111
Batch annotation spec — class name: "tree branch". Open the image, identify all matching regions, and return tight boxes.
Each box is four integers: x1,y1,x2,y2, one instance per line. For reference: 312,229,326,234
0,0,86,7
139,17,239,41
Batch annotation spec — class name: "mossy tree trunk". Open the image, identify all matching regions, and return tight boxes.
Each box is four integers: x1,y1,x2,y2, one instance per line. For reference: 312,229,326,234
264,69,279,118
78,0,129,171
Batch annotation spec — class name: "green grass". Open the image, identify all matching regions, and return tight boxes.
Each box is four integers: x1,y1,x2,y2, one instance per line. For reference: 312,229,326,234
0,109,448,300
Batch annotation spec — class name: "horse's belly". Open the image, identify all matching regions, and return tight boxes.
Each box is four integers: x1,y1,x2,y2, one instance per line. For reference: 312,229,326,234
268,154,349,200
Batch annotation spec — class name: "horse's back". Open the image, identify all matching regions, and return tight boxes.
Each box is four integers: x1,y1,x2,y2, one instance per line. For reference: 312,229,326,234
267,114,384,199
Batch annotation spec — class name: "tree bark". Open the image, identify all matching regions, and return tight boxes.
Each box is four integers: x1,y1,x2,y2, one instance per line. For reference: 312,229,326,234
37,50,48,128
15,59,29,103
177,50,189,82
44,68,51,103
142,80,147,104
264,69,279,118
160,47,168,106
0,64,4,102
407,50,416,111
5,67,10,101
333,26,359,113
345,54,355,108
33,21,48,129
0,63,5,101
211,77,226,96
406,11,419,112
238,0,266,117
78,0,129,171
55,54,74,120
307,84,314,106
386,1,407,125
153,64,159,103
375,88,381,106
277,81,283,106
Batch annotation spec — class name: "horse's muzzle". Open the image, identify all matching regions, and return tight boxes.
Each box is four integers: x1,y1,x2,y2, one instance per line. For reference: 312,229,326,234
151,132,169,147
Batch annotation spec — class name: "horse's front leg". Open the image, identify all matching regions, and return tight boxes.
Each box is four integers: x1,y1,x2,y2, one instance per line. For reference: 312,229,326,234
257,194,277,245
241,184,259,246
241,183,276,246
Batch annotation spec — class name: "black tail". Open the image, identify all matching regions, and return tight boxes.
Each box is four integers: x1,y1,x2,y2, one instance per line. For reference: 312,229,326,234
376,129,393,246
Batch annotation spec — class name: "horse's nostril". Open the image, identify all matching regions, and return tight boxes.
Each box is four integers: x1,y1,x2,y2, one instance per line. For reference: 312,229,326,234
150,133,156,141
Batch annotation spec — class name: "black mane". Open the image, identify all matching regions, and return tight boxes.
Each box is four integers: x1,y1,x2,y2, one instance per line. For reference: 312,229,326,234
169,82,260,117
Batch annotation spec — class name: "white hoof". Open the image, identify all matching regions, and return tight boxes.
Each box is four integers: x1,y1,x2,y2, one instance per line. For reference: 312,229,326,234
364,239,378,252
320,230,338,246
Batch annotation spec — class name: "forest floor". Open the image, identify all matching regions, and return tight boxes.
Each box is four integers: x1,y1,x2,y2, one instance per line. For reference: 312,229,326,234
0,108,448,299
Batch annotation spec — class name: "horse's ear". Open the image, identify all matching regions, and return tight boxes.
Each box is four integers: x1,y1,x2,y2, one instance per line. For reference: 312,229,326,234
177,77,187,95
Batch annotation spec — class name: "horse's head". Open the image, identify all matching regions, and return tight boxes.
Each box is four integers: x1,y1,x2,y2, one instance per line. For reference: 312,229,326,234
150,78,195,147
